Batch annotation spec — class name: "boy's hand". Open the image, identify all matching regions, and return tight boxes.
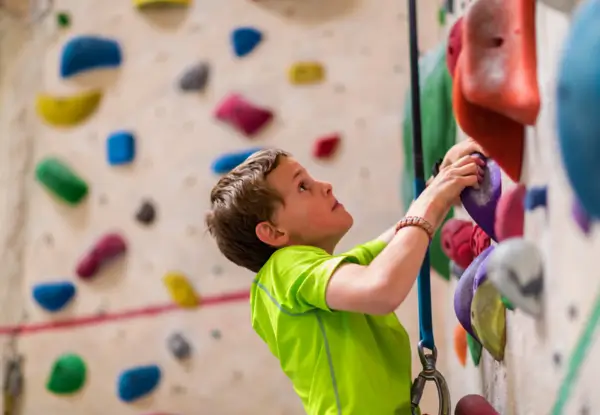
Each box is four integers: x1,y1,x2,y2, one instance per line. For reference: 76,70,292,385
440,139,487,172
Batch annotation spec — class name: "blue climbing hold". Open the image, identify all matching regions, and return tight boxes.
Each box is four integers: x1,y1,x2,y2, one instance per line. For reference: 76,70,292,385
557,0,600,219
211,148,263,174
107,131,136,165
60,35,122,78
231,27,263,58
117,365,161,403
32,281,76,312
524,186,548,211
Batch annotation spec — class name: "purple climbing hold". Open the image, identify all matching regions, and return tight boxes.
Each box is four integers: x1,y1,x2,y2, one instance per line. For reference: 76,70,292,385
461,153,502,241
572,198,592,235
454,245,495,340
473,246,495,292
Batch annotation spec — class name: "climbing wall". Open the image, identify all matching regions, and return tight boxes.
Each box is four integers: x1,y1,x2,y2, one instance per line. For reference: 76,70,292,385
0,0,451,414
441,0,600,414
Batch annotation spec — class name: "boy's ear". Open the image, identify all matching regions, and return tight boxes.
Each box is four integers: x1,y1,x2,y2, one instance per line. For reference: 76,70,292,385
256,221,289,247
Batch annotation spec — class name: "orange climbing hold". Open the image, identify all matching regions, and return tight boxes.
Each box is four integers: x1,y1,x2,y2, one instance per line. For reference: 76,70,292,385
461,0,540,126
452,60,525,183
454,324,468,367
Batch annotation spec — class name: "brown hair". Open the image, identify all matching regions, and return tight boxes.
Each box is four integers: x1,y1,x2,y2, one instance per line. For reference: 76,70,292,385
205,148,290,272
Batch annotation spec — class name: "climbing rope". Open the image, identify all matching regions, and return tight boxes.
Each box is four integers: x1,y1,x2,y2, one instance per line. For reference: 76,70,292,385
406,0,450,413
551,287,600,415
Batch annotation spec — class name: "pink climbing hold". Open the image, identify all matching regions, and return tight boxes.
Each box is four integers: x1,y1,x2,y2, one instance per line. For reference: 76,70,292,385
470,224,491,257
441,219,474,269
313,134,341,159
495,184,526,241
76,233,127,279
447,17,463,77
455,394,500,415
214,93,273,137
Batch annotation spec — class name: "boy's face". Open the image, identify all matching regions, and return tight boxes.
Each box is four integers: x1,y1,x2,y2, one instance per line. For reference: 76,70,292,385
258,156,353,251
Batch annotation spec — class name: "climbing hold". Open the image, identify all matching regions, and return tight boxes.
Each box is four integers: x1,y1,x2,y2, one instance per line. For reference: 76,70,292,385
501,295,515,311
471,280,506,361
76,233,127,279
472,247,494,292
32,281,76,312
460,154,502,241
133,0,191,8
36,90,102,127
446,17,463,77
461,0,540,125
572,198,592,235
441,219,474,269
60,35,122,78
495,184,526,241
486,238,544,317
210,329,222,339
557,0,600,220
163,272,199,308
454,324,468,367
450,261,466,279
470,224,491,257
214,93,273,137
211,148,263,174
136,200,157,225
35,157,89,205
454,245,494,339
107,131,136,166
466,333,482,366
452,61,525,183
167,332,192,360
288,62,325,85
46,353,87,395
313,134,341,159
179,61,210,92
56,11,71,28
524,186,548,211
231,27,263,58
455,395,500,415
117,365,162,403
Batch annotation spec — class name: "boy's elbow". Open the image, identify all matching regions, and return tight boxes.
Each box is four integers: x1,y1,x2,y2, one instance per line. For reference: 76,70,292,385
367,278,404,315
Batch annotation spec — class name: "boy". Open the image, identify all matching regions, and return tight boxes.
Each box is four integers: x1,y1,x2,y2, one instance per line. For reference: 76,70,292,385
206,142,485,415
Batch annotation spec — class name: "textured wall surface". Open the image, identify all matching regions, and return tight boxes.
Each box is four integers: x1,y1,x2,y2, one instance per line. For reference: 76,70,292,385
0,0,450,414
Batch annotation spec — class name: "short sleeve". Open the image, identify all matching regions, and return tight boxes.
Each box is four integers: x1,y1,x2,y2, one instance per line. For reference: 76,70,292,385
341,239,388,265
257,246,352,313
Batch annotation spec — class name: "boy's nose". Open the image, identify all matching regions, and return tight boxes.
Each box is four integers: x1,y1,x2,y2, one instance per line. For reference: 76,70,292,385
321,181,333,196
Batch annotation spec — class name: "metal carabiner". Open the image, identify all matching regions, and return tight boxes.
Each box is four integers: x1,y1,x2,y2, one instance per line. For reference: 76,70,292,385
410,341,451,415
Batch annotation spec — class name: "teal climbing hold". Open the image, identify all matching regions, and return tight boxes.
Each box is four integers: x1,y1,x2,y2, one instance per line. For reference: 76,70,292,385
107,131,136,165
231,27,263,58
33,281,76,312
557,0,600,219
117,365,161,403
211,148,263,174
60,35,122,78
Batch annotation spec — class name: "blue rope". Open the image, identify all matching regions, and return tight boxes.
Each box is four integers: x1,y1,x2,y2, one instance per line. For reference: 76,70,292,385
408,0,435,351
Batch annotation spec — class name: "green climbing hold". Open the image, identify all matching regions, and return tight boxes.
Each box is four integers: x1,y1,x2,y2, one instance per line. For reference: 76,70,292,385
35,157,89,205
57,12,71,28
438,7,446,26
466,333,482,366
46,353,87,395
501,295,515,311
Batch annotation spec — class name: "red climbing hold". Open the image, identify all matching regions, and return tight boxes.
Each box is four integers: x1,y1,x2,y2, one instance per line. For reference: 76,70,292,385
76,233,127,279
455,394,500,415
495,184,526,241
446,17,463,77
214,93,274,137
313,134,341,159
441,219,474,269
461,0,540,125
452,60,525,183
470,224,491,257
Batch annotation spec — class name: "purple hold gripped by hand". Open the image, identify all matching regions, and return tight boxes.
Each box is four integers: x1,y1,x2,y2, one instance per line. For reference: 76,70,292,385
460,153,502,242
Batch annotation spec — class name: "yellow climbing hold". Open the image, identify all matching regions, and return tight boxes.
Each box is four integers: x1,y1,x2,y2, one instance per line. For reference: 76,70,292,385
471,280,506,362
163,272,199,308
133,0,191,7
288,62,325,85
36,90,102,127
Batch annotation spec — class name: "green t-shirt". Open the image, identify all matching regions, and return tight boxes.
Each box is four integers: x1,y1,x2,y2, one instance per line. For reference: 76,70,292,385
250,240,413,415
